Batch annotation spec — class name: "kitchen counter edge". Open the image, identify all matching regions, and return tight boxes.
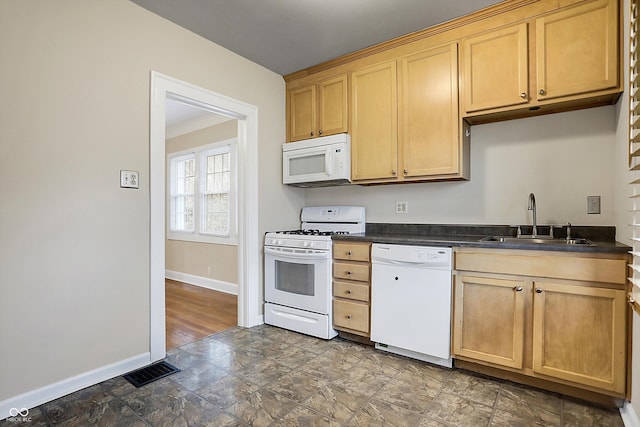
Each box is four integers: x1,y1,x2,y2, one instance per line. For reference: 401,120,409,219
331,233,630,254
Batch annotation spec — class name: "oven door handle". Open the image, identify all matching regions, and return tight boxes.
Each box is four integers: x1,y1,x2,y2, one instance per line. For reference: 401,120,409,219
264,246,329,260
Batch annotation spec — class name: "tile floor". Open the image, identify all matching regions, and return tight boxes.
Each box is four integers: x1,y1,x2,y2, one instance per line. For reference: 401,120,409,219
1,325,625,426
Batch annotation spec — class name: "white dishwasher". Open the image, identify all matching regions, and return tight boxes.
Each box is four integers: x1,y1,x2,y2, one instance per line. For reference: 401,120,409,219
371,243,453,368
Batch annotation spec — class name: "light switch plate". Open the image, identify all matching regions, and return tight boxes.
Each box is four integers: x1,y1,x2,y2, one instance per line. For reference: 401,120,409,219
587,195,600,214
120,170,139,189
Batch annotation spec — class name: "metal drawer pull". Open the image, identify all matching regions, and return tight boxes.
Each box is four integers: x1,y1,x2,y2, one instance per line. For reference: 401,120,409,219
514,286,523,292
535,288,543,293
346,271,352,275
346,315,352,319
346,289,352,294
539,89,546,96
347,251,352,255
520,92,527,99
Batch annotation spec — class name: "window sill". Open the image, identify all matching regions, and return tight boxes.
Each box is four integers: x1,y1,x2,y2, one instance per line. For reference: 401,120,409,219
167,232,238,246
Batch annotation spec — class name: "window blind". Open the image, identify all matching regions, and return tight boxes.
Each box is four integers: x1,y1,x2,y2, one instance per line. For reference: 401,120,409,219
629,0,640,312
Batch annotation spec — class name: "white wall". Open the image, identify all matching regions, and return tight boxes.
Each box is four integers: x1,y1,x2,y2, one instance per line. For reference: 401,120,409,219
307,106,617,229
0,0,304,407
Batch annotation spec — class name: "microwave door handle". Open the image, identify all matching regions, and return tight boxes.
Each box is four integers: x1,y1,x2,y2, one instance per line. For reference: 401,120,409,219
325,147,332,176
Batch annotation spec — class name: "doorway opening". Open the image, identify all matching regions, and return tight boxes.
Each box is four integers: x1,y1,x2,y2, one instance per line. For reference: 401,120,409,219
150,72,261,362
164,97,239,349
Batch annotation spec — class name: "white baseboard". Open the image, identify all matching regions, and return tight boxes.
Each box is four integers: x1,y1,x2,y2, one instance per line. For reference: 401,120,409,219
621,402,640,427
165,270,238,295
0,352,150,420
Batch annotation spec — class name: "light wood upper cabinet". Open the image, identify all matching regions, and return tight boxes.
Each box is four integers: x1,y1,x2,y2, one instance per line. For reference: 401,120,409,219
351,61,398,181
463,23,529,113
318,76,348,137
454,275,525,369
535,0,618,102
462,0,620,118
400,43,461,178
288,75,348,142
532,281,626,394
351,43,466,183
289,85,316,141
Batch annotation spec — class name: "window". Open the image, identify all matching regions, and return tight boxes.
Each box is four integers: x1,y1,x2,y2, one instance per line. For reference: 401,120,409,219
168,139,237,245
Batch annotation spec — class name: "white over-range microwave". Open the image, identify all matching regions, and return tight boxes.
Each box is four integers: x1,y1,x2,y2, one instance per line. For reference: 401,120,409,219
282,133,351,187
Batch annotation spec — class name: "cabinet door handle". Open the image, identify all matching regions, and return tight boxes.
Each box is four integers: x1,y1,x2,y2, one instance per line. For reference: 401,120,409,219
403,169,408,175
310,131,315,136
319,130,323,135
391,170,396,175
535,288,543,293
538,89,546,96
514,286,523,292
520,92,527,99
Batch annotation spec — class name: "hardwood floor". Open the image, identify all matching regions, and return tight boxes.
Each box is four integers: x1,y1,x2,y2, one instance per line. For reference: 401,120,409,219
165,279,237,349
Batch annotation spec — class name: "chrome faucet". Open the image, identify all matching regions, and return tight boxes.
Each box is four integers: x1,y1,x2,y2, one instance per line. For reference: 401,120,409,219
528,193,537,237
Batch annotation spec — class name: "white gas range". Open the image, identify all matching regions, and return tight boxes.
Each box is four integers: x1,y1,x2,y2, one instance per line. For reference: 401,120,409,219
264,206,366,339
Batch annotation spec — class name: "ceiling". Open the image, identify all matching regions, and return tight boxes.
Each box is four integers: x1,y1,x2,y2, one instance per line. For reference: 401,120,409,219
130,0,504,76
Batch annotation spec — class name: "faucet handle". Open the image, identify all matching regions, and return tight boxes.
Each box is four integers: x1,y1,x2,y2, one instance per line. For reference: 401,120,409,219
566,222,572,240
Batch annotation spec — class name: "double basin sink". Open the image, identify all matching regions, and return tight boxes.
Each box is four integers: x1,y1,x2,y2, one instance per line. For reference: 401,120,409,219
480,236,593,246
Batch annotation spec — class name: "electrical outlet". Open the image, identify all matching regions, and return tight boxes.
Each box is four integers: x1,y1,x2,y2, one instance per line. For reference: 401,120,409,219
587,195,601,214
120,170,139,189
395,201,408,214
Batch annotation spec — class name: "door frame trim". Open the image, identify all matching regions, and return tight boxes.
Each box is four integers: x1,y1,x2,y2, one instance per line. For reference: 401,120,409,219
149,71,261,361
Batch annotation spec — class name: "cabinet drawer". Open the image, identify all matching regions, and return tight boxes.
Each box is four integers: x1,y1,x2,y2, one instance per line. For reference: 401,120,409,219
333,280,370,302
333,261,370,282
333,242,370,262
455,251,627,285
333,299,369,333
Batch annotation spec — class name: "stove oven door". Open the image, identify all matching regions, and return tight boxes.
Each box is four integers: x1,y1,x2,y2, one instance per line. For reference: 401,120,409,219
264,246,331,314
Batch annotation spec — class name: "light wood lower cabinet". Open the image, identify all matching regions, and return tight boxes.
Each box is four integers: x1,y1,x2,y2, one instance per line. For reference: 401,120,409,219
532,281,626,393
332,241,371,336
453,248,628,397
454,275,525,369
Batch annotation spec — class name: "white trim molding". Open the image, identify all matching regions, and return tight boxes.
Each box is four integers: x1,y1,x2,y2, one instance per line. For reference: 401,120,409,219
166,270,238,295
0,353,150,420
621,402,640,427
150,71,262,362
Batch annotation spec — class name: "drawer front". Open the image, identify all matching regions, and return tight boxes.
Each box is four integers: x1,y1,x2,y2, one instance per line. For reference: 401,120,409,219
333,261,370,282
455,251,627,285
333,242,370,262
333,280,370,302
333,299,369,333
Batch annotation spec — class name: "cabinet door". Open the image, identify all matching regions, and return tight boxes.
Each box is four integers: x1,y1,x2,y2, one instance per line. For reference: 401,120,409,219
400,43,459,178
463,23,529,113
453,275,526,369
318,75,348,137
289,85,316,141
532,281,626,393
536,0,618,102
351,61,398,181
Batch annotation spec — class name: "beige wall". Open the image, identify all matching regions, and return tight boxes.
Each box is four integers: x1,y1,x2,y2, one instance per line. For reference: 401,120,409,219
0,0,305,404
307,106,618,230
166,120,239,285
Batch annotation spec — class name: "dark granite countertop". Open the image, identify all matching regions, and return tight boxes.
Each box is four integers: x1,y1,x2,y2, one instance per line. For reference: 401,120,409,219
332,223,630,254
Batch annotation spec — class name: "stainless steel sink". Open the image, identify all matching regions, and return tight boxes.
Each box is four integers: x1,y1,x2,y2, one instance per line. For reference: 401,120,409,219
480,236,593,246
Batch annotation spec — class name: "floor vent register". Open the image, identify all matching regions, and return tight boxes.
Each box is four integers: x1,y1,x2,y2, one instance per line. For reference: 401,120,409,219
123,361,180,387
